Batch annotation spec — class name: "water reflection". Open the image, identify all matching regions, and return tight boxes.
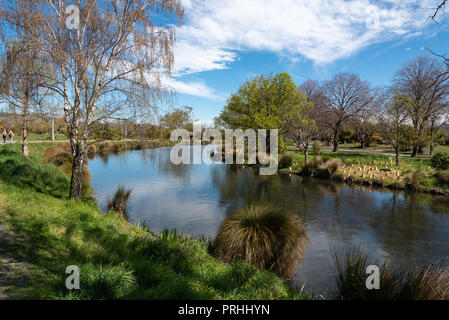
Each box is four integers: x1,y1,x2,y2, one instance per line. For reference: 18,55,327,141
88,147,449,296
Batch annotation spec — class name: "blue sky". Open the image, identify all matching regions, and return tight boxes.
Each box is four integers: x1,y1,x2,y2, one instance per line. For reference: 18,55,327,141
162,0,449,124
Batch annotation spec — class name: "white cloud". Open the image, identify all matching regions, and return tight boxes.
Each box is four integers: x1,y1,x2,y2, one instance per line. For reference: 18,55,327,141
164,76,223,100
172,0,442,74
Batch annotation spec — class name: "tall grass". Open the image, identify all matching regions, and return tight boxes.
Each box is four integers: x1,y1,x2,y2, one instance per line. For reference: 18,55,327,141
107,186,132,219
332,246,449,300
211,203,308,279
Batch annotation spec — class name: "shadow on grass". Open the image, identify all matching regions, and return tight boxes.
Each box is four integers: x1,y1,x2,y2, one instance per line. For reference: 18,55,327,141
2,202,291,300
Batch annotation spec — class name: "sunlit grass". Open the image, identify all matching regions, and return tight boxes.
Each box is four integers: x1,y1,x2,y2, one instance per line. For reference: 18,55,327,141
212,203,308,279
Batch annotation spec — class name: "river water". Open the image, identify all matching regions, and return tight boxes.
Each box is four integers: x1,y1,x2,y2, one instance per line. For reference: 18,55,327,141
88,146,449,296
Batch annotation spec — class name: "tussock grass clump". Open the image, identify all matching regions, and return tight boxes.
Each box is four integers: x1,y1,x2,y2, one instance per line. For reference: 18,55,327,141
66,264,138,300
325,159,342,177
211,203,308,279
279,154,293,169
436,170,449,186
406,170,421,191
107,185,132,218
300,162,315,177
332,246,449,300
300,157,323,177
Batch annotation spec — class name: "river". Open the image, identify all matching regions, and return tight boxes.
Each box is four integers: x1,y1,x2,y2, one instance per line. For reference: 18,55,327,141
88,146,449,296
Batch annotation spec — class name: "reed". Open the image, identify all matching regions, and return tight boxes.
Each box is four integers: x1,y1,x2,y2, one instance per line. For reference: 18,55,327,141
332,246,449,300
107,185,132,219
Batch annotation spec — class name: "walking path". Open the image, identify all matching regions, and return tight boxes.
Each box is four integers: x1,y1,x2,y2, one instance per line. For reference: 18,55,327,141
0,222,31,299
287,145,433,159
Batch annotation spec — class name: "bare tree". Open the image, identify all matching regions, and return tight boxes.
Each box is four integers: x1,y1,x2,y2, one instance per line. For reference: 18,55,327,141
298,80,332,144
2,0,183,200
321,73,373,152
393,56,449,157
431,0,447,22
0,1,52,156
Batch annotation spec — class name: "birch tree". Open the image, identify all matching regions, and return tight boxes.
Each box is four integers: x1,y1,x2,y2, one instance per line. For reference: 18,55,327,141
3,0,183,199
0,0,51,155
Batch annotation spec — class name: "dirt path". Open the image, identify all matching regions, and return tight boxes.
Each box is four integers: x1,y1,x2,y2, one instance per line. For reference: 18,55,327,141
0,138,159,145
287,145,432,159
0,224,32,299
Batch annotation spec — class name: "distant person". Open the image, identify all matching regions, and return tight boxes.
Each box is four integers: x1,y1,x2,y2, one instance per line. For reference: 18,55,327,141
2,129,7,144
8,129,14,143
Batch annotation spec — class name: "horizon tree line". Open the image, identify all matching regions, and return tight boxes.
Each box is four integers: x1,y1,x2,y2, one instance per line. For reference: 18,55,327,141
214,56,449,166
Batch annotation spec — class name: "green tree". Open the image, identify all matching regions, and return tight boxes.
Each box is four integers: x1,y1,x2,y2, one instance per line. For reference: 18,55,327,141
161,106,194,134
214,73,302,152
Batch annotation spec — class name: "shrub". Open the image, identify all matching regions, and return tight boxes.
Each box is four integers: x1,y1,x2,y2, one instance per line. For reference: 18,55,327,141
279,154,293,169
99,142,110,153
436,170,449,186
332,246,449,300
431,152,449,170
312,141,320,155
111,143,124,154
44,146,70,163
406,170,421,191
87,145,97,155
326,159,341,177
313,156,324,167
300,157,324,177
300,162,315,177
211,203,308,278
107,185,132,219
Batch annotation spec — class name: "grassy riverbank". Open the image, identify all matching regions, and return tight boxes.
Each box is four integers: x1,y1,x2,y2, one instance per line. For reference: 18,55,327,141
0,143,305,300
280,150,449,196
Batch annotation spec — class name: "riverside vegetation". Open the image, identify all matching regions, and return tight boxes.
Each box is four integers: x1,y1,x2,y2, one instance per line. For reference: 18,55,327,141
1,143,449,299
278,147,449,196
0,143,307,299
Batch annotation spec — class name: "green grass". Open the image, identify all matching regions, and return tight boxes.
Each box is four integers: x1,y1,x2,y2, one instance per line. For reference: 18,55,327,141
0,146,307,300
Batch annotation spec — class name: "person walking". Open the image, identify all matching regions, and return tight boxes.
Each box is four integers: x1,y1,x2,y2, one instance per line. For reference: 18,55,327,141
8,129,14,143
2,129,7,144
